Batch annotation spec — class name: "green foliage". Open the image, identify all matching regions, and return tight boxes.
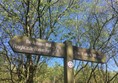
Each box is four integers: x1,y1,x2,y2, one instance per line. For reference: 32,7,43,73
0,0,118,83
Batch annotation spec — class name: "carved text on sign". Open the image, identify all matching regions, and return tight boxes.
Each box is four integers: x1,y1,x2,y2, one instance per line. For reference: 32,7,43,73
9,36,106,63
9,36,65,57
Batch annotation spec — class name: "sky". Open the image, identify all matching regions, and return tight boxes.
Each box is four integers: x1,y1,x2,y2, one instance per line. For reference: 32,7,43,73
0,0,118,72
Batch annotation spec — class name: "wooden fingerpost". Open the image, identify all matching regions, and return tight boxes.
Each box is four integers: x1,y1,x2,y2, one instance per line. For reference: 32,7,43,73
64,41,74,83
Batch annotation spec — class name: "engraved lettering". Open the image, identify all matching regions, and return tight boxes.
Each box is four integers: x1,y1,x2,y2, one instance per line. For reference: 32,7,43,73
46,43,51,47
26,39,31,44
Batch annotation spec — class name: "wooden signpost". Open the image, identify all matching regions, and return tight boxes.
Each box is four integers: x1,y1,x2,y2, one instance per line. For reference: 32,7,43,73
9,36,65,58
73,46,106,63
9,36,106,83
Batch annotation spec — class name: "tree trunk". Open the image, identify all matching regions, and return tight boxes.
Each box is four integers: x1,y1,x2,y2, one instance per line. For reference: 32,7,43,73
26,56,35,83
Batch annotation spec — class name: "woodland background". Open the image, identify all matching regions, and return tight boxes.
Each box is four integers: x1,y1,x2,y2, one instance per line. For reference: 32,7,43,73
0,0,118,83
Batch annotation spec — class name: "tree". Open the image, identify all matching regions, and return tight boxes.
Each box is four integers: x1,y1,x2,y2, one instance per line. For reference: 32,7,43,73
0,0,118,83
0,0,77,83
73,0,118,83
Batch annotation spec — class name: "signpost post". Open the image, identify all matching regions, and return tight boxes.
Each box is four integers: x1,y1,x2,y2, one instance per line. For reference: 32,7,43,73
64,41,74,83
9,36,106,83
